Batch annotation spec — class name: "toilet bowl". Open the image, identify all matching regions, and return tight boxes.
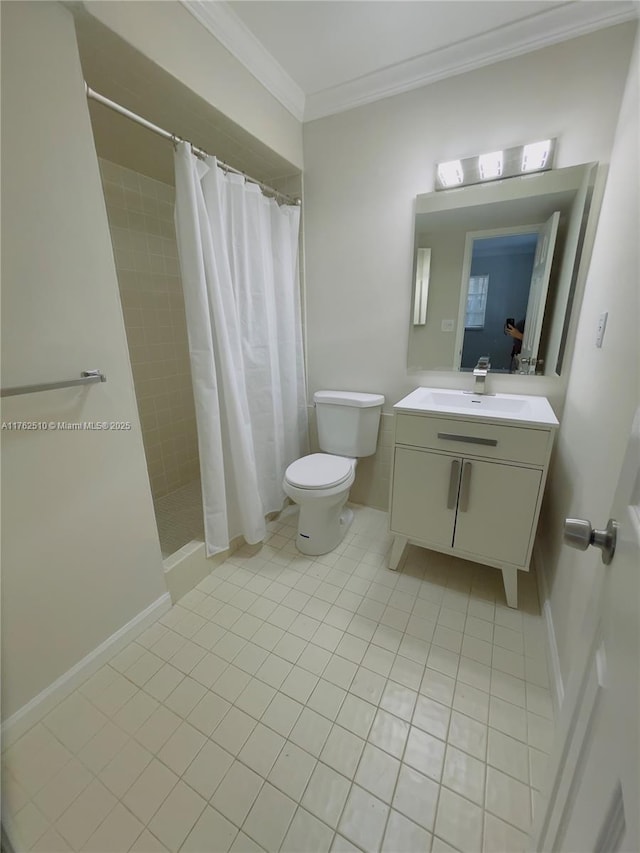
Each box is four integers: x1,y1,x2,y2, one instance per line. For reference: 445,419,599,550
283,453,357,555
283,390,384,556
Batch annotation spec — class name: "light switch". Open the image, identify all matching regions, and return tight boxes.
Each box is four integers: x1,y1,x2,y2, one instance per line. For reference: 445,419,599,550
596,312,608,348
441,319,455,332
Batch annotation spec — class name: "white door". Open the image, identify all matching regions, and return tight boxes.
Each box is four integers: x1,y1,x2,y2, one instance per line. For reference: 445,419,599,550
532,408,640,851
520,212,560,366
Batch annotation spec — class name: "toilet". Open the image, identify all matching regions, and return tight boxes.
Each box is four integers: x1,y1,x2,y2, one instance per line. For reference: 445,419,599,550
283,390,384,555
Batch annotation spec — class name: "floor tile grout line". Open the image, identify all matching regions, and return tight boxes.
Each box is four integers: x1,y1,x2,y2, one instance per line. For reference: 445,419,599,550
20,674,545,788
420,667,456,851
15,666,545,833
37,688,274,845
89,784,174,853
5,506,550,853
194,669,419,846
71,652,540,841
372,673,443,851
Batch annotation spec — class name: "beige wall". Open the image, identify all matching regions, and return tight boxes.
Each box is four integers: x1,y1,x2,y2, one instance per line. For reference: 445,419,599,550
99,158,199,499
349,413,394,511
539,32,639,686
302,23,635,510
0,2,166,720
303,24,635,409
407,226,468,371
85,0,303,171
307,408,393,511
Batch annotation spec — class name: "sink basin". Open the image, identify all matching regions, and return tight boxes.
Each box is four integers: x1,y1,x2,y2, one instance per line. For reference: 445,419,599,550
394,387,559,427
421,390,530,413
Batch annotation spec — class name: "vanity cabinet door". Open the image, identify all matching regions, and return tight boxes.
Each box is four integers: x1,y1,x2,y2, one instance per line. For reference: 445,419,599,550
390,447,459,548
452,459,542,566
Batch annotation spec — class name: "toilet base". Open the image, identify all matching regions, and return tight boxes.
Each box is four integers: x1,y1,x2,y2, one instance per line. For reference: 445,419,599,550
340,507,354,531
295,500,354,556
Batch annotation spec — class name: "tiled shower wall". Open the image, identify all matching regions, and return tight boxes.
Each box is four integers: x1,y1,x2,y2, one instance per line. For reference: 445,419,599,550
100,159,390,511
99,159,199,500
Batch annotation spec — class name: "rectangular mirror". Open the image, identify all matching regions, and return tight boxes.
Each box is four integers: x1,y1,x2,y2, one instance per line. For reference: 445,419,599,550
407,162,598,375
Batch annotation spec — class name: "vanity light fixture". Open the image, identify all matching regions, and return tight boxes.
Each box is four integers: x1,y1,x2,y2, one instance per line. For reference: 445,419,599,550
522,139,552,172
435,138,556,190
437,160,464,188
479,150,503,180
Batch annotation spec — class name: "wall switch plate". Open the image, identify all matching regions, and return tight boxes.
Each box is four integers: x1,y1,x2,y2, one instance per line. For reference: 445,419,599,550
441,319,455,332
596,312,608,348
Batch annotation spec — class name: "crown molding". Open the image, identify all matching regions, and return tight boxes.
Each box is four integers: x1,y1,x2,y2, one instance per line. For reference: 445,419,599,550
182,0,306,122
182,1,638,125
304,1,639,121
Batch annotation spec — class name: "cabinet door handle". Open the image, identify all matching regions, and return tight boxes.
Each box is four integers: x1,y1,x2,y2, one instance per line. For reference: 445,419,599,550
437,432,498,447
459,461,472,512
447,459,461,509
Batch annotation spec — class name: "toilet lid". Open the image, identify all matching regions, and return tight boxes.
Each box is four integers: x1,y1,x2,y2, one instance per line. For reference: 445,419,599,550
285,453,353,489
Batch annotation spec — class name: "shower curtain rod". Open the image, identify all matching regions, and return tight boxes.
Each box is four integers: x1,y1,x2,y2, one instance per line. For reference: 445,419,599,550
85,84,300,206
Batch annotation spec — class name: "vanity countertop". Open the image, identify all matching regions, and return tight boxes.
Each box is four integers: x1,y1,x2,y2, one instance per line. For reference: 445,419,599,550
393,386,559,428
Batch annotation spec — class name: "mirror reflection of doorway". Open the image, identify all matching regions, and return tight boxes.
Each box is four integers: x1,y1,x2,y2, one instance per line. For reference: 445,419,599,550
460,229,538,372
459,230,538,371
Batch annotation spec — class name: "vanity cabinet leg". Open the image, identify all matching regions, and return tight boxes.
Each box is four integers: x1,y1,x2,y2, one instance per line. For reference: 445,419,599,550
501,567,519,608
389,535,408,571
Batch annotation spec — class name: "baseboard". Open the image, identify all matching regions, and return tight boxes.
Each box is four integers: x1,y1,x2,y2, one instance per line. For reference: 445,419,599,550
164,539,236,603
533,543,565,713
163,506,295,603
1,592,172,748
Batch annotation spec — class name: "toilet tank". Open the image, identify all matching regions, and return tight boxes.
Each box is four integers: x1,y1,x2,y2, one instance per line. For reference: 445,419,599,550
314,391,385,457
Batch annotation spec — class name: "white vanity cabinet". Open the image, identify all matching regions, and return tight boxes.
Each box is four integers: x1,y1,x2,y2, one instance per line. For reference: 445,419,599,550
389,409,557,608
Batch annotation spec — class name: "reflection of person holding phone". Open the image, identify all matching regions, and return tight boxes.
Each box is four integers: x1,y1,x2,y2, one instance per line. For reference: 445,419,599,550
505,318,525,371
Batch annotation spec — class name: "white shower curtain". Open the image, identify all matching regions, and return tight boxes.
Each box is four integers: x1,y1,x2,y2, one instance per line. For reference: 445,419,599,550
174,143,308,556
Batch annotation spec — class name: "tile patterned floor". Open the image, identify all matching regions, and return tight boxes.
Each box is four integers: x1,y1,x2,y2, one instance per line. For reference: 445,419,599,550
2,505,555,853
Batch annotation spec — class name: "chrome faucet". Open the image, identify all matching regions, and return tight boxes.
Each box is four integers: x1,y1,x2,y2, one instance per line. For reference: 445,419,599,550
473,356,490,394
